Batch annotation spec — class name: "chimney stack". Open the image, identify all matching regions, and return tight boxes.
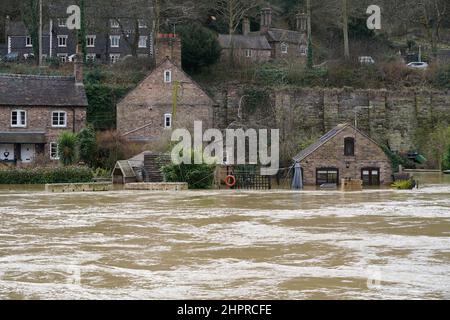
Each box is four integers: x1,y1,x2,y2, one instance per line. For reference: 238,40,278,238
74,45,83,86
155,34,182,67
260,7,272,34
242,17,250,36
296,13,308,32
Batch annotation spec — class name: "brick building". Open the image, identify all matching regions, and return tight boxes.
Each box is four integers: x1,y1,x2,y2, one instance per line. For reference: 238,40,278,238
293,123,393,186
218,8,309,63
117,34,217,143
0,55,87,164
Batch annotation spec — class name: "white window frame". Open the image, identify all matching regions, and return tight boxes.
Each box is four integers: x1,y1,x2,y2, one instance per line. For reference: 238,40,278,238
11,110,26,127
110,53,120,64
299,45,307,56
110,35,120,48
164,113,172,129
57,35,68,47
86,35,96,48
245,49,252,58
138,36,148,48
50,142,59,160
164,70,172,83
51,111,67,128
58,18,67,27
86,53,96,62
138,19,147,28
25,36,33,47
57,53,68,63
110,19,120,28
281,42,289,54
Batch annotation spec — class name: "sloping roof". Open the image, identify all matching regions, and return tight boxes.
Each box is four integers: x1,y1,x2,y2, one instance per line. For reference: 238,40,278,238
218,34,271,50
0,132,46,144
0,74,88,107
250,28,307,45
7,21,50,36
293,123,350,162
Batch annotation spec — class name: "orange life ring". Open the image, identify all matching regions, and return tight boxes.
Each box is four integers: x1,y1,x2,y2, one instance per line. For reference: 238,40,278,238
225,175,236,188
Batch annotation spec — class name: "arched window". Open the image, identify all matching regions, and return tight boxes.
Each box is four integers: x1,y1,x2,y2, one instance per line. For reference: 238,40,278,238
344,137,355,156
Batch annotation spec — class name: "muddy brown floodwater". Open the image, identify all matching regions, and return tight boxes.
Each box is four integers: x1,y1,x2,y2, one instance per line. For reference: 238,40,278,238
0,173,449,299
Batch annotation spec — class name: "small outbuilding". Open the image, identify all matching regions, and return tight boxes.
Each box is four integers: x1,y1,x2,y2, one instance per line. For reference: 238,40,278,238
293,123,393,186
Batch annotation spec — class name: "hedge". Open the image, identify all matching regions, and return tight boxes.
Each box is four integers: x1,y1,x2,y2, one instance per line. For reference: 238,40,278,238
0,166,94,184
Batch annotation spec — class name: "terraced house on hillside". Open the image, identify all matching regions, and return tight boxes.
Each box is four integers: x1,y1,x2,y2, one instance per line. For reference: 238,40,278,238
5,2,154,63
0,55,87,165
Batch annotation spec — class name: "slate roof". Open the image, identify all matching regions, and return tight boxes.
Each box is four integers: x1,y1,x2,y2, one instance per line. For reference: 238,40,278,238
293,124,350,162
249,28,307,45
0,74,88,107
218,34,271,50
7,21,50,36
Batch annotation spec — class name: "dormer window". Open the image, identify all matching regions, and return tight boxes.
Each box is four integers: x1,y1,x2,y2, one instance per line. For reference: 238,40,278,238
110,19,120,28
164,70,172,83
138,19,147,28
11,110,26,127
58,18,67,27
281,42,288,54
344,137,355,156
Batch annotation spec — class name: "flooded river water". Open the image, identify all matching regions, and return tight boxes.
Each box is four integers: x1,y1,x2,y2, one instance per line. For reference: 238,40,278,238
0,173,449,299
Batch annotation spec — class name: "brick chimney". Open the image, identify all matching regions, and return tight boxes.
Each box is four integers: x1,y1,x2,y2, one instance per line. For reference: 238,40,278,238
296,13,308,32
260,7,272,34
155,34,182,67
74,45,83,86
242,17,250,36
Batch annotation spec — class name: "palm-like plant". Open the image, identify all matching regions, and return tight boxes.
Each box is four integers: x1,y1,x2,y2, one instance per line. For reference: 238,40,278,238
57,132,78,166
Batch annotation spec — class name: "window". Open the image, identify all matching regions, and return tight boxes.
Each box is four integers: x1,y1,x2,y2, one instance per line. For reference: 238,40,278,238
316,168,339,185
86,35,96,47
362,168,380,186
26,36,33,47
344,137,355,156
164,113,172,129
138,36,147,48
57,35,68,47
164,70,172,83
138,19,147,28
57,53,68,63
281,42,288,54
11,110,26,127
110,35,120,47
50,142,59,160
110,19,120,28
86,53,96,62
110,54,120,64
245,49,252,58
52,111,67,127
299,45,307,55
58,18,67,27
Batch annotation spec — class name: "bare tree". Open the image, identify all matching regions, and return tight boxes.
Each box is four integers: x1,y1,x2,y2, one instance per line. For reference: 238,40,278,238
215,0,262,35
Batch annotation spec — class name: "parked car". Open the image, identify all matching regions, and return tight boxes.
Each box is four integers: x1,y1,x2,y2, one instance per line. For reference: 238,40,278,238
1,52,19,62
358,56,375,65
407,61,429,69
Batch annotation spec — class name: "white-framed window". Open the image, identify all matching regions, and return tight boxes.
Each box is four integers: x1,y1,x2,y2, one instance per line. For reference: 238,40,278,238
138,36,147,48
110,19,120,28
86,53,96,62
281,42,288,54
245,49,252,58
11,110,26,127
86,35,96,47
25,36,33,47
57,53,68,63
299,45,307,55
164,113,172,129
164,70,172,83
57,35,68,47
110,35,120,47
138,19,147,28
110,53,120,64
52,111,67,127
50,142,59,160
58,18,67,27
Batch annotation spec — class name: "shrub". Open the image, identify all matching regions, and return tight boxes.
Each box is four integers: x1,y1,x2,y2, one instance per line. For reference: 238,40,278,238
161,151,216,189
78,125,97,167
58,132,78,166
391,179,414,190
0,166,93,184
434,64,450,89
381,145,416,172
